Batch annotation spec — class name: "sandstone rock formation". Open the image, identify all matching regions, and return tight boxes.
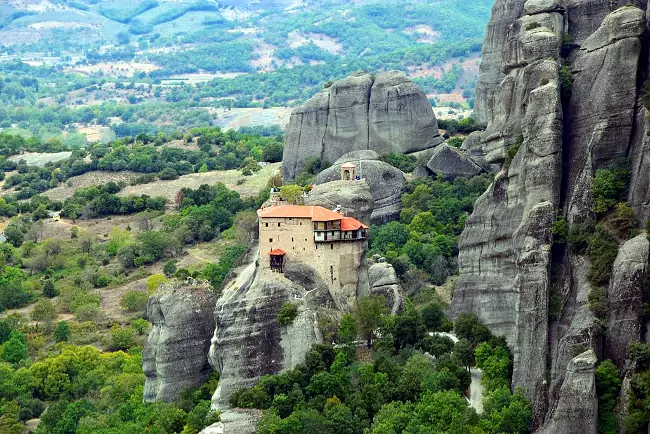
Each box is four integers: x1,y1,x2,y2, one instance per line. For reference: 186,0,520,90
606,235,650,366
282,71,443,181
304,180,374,223
208,245,367,411
452,1,650,428
314,151,406,223
368,262,405,315
199,409,262,434
143,280,216,402
537,350,598,434
426,144,484,179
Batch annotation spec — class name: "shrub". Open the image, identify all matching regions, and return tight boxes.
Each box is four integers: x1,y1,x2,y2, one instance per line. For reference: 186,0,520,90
560,65,574,101
587,226,619,287
53,321,70,342
1,331,27,364
109,325,135,351
131,318,150,335
552,217,568,244
159,167,179,180
609,202,639,239
42,279,58,298
163,260,177,277
504,134,523,168
525,22,540,30
567,222,595,254
120,290,149,312
596,360,621,434
146,274,168,295
588,287,607,319
30,299,57,322
592,162,630,214
277,303,299,326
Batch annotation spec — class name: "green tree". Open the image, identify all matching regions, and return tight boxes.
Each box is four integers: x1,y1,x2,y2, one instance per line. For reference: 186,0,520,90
596,360,621,434
338,314,357,346
279,184,303,204
277,303,299,326
53,321,70,342
120,290,149,312
355,296,387,347
1,331,27,364
109,325,135,351
420,303,445,331
454,313,491,345
31,299,56,322
42,279,58,298
454,338,474,370
163,260,177,277
0,320,12,344
628,341,650,371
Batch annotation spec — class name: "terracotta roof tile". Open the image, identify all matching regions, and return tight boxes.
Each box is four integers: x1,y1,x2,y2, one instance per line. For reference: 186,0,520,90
340,217,369,231
269,249,286,255
258,205,344,222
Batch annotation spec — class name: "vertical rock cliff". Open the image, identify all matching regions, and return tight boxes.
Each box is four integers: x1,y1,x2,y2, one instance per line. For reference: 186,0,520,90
282,71,443,181
453,0,650,429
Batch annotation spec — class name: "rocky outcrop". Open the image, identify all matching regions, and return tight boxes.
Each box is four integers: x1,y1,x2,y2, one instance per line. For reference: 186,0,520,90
454,1,650,429
473,0,526,124
314,151,406,223
143,280,216,402
282,71,443,181
368,262,405,315
452,10,563,416
426,144,484,179
606,235,650,366
208,245,365,411
304,180,374,223
199,409,262,434
538,350,598,434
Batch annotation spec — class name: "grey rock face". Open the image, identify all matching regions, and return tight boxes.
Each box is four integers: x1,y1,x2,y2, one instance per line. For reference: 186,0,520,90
143,281,216,402
282,71,442,181
314,151,406,224
304,180,374,224
426,144,484,179
368,263,406,315
473,0,526,124
606,235,650,366
199,409,262,434
208,246,364,411
455,1,650,429
538,350,598,434
452,56,563,414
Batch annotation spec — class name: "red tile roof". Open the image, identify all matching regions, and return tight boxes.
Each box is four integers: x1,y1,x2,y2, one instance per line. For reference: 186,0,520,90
269,249,286,256
257,205,344,222
341,217,369,231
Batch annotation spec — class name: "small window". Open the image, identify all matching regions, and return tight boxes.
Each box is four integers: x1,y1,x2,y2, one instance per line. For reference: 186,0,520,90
269,238,273,243
278,223,281,227
331,244,334,250
292,238,294,242
265,223,268,227
305,239,308,242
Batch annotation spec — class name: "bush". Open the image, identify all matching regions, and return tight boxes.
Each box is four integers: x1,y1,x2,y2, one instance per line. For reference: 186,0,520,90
53,321,70,342
596,360,621,434
120,290,149,312
131,318,150,335
42,279,58,298
609,202,639,239
504,134,523,168
277,303,299,326
30,299,57,322
587,226,619,287
592,162,630,214
163,260,177,277
109,325,135,351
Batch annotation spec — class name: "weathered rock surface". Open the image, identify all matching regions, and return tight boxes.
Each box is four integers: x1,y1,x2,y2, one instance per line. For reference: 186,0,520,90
314,151,406,223
368,263,405,315
304,180,374,224
426,144,484,178
282,71,443,181
454,1,650,430
606,235,650,366
452,54,563,416
473,0,526,123
143,280,216,402
208,244,365,411
538,350,598,434
199,409,262,434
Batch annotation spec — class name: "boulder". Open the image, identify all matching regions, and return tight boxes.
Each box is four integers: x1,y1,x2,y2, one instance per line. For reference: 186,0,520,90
282,71,442,181
606,235,649,366
304,180,374,224
426,144,484,178
314,151,406,224
537,350,598,434
143,280,216,402
368,263,405,315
